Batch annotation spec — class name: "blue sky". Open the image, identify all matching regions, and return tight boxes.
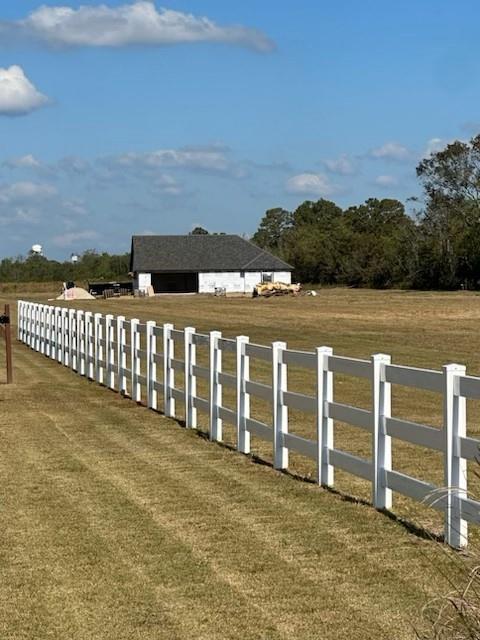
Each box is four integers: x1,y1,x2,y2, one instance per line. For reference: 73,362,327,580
0,0,479,259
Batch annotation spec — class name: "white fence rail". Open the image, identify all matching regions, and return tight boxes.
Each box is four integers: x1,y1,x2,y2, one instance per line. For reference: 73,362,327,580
17,300,480,548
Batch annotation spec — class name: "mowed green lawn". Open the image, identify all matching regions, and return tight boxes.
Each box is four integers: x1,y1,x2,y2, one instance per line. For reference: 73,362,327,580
1,287,479,639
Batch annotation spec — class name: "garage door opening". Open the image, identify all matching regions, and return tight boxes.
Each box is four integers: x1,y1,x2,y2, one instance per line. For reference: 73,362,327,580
151,272,199,293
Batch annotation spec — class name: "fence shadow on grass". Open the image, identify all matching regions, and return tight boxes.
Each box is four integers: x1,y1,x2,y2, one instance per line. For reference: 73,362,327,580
129,392,445,545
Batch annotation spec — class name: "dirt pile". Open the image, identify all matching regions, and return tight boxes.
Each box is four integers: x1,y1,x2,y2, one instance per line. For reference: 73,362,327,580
56,287,94,300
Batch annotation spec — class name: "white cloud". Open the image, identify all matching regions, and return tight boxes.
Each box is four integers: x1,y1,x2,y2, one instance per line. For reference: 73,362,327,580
152,173,182,195
422,137,463,158
115,148,229,171
58,155,90,174
0,181,57,203
0,65,48,116
61,199,88,217
52,229,99,247
374,175,399,188
323,154,357,176
107,146,232,173
424,138,445,157
0,206,41,226
4,154,43,169
8,2,273,52
370,142,410,161
286,172,338,196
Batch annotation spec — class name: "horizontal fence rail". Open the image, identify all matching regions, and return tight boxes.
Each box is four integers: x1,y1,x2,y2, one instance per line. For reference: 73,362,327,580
17,300,480,549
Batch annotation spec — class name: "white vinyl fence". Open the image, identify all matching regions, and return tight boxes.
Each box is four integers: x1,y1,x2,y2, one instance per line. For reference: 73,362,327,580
17,300,480,548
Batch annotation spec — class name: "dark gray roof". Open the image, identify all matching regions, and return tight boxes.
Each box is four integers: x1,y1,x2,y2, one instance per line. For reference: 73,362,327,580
130,235,292,273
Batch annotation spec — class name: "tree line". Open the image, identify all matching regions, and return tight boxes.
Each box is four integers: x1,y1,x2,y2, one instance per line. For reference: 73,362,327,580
2,136,480,289
252,135,480,289
0,250,130,283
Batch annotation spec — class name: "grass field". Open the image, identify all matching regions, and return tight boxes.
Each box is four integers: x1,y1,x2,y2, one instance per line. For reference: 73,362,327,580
2,287,480,639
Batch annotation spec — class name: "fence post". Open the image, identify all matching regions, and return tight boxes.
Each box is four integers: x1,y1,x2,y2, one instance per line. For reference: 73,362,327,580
41,304,46,353
17,301,21,341
42,305,48,355
209,331,222,441
43,306,49,357
38,305,45,354
117,316,126,395
23,302,28,344
146,321,157,409
59,308,66,363
49,306,55,357
44,305,49,355
29,303,34,347
22,302,27,344
236,335,250,454
34,304,40,351
17,301,22,341
56,307,67,364
53,307,60,361
24,302,28,345
372,353,392,510
273,341,288,470
85,311,94,379
184,327,196,428
316,346,333,486
48,306,55,358
94,313,103,384
32,303,36,348
45,305,55,358
25,302,29,344
67,309,75,368
443,363,468,548
31,303,37,349
78,310,86,376
105,314,115,389
163,323,175,417
131,319,141,402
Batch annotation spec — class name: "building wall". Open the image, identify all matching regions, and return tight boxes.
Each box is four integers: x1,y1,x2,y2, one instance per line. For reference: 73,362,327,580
198,271,291,294
135,270,292,293
135,272,151,291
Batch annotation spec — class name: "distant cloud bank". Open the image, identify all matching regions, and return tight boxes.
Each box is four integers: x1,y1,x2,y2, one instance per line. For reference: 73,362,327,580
0,1,275,52
0,65,48,116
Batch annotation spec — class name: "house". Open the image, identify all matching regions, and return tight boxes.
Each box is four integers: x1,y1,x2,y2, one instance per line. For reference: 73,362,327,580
130,234,293,294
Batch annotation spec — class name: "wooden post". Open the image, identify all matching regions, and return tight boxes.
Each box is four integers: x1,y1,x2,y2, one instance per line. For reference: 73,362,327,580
3,304,13,384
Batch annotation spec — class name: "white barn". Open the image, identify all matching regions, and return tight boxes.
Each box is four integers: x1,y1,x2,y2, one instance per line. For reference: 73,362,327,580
130,235,293,294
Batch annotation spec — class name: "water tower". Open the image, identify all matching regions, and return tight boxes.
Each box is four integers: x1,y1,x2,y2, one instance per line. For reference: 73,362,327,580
31,244,43,256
